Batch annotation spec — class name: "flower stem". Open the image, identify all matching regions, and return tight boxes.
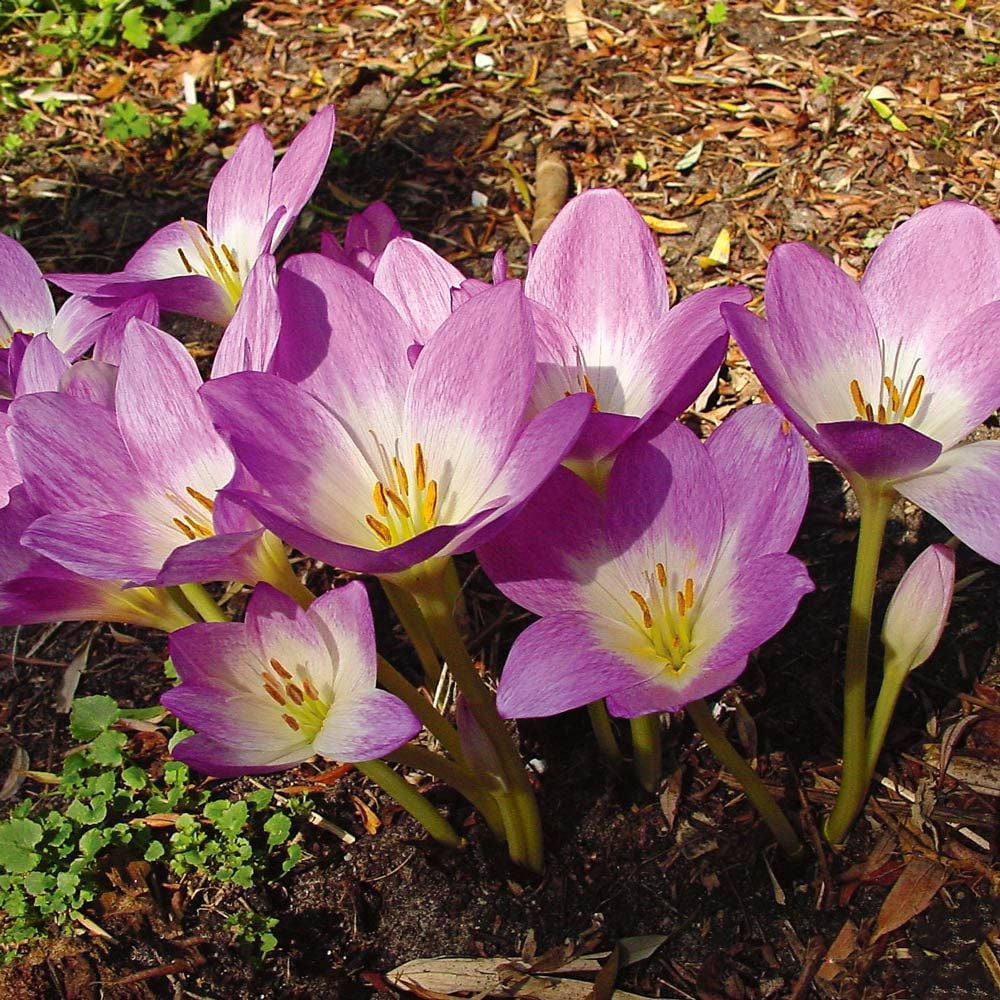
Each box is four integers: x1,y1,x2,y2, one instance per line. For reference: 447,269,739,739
354,759,463,848
376,655,463,761
587,700,624,766
863,658,908,785
178,583,229,623
629,713,662,792
381,577,442,685
403,561,545,873
258,532,316,609
824,483,895,846
387,744,505,839
686,698,805,859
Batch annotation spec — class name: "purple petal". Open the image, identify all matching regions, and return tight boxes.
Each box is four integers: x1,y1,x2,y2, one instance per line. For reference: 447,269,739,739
50,294,111,359
267,106,336,249
565,411,639,463
896,440,1000,563
815,420,941,482
207,124,275,257
477,465,607,616
373,237,464,338
0,234,54,336
862,201,1000,357
59,360,119,408
166,731,309,778
496,611,653,719
91,293,160,365
314,689,419,761
307,581,377,694
169,620,260,688
605,419,723,574
14,334,68,396
211,254,281,377
245,581,326,671
605,658,747,717
153,528,269,587
706,405,809,559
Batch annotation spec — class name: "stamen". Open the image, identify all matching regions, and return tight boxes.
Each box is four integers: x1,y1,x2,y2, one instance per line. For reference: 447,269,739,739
422,480,438,524
414,443,426,491
186,486,216,511
365,515,392,545
676,591,686,619
683,577,694,611
850,379,867,420
172,517,197,540
385,487,411,520
392,456,409,496
285,683,305,706
262,673,287,706
177,247,195,274
282,713,301,732
373,482,389,517
629,590,653,629
883,377,901,413
221,244,240,272
877,403,887,424
864,402,874,422
269,657,292,679
655,562,667,588
303,678,319,701
904,374,924,418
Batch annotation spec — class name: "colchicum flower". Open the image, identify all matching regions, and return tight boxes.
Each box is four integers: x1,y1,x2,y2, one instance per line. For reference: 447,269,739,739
162,582,421,776
49,107,336,326
523,189,752,464
721,200,1000,563
202,263,592,577
9,320,278,587
478,405,814,718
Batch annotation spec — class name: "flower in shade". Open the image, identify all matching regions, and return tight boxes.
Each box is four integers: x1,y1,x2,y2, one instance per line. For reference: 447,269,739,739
320,201,410,281
478,405,815,718
162,582,421,776
48,107,336,326
202,264,592,577
522,188,752,463
722,200,1000,563
881,543,955,676
9,319,277,587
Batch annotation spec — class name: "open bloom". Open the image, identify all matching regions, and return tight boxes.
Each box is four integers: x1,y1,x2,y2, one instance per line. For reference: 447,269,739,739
9,320,277,587
202,259,592,576
722,201,1000,563
478,405,814,718
523,189,752,462
162,582,420,776
49,107,336,326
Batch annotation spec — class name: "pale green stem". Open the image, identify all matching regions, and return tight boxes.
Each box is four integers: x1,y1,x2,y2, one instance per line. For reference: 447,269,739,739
178,583,229,623
376,655,463,762
381,578,442,684
824,482,895,846
687,698,805,859
354,759,463,848
387,744,505,839
587,700,624,766
404,561,544,873
257,533,317,610
629,713,662,792
442,558,468,621
864,658,907,784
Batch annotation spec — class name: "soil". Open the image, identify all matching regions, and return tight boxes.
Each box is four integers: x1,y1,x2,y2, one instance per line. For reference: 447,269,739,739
1,2,998,998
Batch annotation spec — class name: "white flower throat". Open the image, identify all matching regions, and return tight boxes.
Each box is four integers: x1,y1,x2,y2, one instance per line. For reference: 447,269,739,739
176,221,244,309
628,561,698,672
849,339,925,426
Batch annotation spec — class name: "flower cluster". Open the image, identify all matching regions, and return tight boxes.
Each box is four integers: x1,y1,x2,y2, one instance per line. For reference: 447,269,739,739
3,106,994,866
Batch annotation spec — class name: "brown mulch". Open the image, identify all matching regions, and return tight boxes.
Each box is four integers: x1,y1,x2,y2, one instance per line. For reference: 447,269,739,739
1,2,999,998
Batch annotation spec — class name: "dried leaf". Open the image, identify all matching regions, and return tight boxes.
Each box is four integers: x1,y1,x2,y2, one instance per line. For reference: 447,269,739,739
873,857,948,941
817,919,859,982
698,227,731,270
0,746,28,801
351,795,382,835
55,634,94,713
675,139,704,171
643,214,689,235
564,0,589,48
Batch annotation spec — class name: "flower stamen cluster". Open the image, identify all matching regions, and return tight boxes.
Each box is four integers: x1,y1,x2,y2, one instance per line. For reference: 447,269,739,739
366,440,439,547
260,656,329,740
629,565,697,672
177,221,244,310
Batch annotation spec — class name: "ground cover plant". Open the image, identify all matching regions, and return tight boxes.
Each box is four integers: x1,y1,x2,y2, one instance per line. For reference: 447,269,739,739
1,2,998,998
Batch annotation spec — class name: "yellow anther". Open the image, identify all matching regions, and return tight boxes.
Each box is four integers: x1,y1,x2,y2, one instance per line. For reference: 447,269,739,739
177,247,195,274
269,657,292,680
221,244,240,273
282,713,301,732
865,402,874,422
186,486,216,512
385,487,411,520
684,577,694,611
884,376,901,412
172,517,197,540
303,678,319,701
422,479,438,524
877,403,887,424
373,481,389,517
414,443,426,491
655,562,667,588
904,374,924,418
365,515,392,545
629,590,653,629
850,379,867,420
392,456,409,496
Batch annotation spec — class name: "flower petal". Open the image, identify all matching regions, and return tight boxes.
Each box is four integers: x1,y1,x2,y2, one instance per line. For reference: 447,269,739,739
14,333,69,396
896,440,1000,563
373,237,464,338
211,254,281,377
307,581,377,695
0,234,54,337
815,420,941,482
314,689,420,761
496,611,653,719
604,658,748,717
